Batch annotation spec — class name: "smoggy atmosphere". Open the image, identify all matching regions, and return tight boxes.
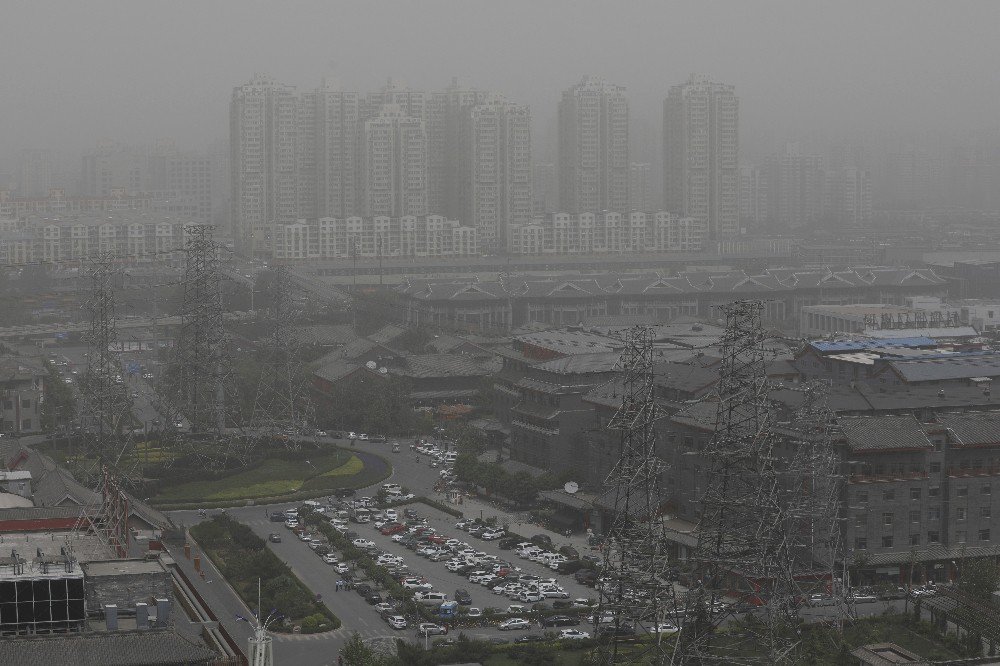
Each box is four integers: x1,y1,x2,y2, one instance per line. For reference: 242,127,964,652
2,3,1000,666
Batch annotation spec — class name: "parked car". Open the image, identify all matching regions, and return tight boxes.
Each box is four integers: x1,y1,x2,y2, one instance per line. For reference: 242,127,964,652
366,592,383,605
387,615,407,630
466,607,483,618
499,618,531,631
268,533,282,543
454,588,472,605
417,623,446,637
559,629,591,640
269,512,286,522
542,615,580,627
355,584,372,597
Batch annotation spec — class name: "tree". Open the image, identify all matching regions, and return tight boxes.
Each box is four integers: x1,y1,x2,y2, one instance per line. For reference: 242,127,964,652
341,631,393,665
958,557,1000,601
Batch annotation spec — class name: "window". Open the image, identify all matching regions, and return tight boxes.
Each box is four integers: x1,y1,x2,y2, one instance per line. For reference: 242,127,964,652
881,536,893,548
979,529,991,542
957,485,968,497
856,491,869,504
982,507,992,519
983,484,992,496
957,508,967,521
910,488,921,501
883,489,895,501
927,531,940,544
929,462,941,473
20,399,30,409
855,514,866,529
909,510,920,523
928,508,941,520
956,530,967,543
855,537,867,550
909,534,921,546
929,486,940,498
882,512,894,526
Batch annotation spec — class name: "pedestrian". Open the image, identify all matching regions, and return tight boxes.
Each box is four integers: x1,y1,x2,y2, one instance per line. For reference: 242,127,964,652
338,655,343,666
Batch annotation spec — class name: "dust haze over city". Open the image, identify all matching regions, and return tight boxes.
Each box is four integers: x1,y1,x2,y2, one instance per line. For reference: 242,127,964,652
0,2,999,665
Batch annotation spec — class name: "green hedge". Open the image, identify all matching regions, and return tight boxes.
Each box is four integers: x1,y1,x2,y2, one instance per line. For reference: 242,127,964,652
415,496,464,518
190,515,340,633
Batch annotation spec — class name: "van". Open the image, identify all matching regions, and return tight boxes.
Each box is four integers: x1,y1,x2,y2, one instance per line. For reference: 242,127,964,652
442,452,458,464
416,592,448,606
382,483,402,494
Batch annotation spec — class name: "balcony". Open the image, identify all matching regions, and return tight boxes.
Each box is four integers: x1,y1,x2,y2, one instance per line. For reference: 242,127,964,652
947,466,1000,478
849,471,929,484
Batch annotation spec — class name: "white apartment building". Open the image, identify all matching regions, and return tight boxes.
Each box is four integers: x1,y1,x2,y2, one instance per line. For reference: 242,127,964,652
629,163,652,213
361,104,427,219
508,211,706,255
663,74,739,241
230,74,300,257
558,77,629,215
272,215,477,260
459,95,531,253
0,213,187,266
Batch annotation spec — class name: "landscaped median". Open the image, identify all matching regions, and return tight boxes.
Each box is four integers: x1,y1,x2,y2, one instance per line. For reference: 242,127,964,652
149,446,391,510
190,515,340,633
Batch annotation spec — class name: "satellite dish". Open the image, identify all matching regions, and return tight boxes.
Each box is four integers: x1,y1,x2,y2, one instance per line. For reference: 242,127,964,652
564,481,579,494
378,367,388,374
366,361,377,370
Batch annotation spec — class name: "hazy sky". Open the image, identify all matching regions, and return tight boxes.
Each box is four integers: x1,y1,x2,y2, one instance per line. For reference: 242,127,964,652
3,0,999,167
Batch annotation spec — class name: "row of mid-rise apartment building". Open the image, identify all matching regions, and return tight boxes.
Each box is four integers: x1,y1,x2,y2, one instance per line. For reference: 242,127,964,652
230,75,532,258
509,211,706,255
0,213,188,266
272,215,477,260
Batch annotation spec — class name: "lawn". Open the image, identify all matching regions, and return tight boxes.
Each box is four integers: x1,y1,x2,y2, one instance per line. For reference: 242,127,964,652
154,449,359,502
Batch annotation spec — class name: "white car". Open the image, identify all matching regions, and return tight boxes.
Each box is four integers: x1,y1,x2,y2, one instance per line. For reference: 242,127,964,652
652,623,679,635
402,579,433,591
334,563,350,574
466,607,483,618
358,433,369,441
391,534,407,543
322,553,338,564
352,538,375,549
481,530,505,541
384,509,398,521
387,615,407,630
499,618,530,631
542,588,570,599
559,629,591,640
519,591,543,603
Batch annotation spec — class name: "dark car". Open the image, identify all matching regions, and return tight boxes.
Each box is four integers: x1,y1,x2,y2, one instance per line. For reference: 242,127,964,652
403,508,419,519
575,569,598,585
542,615,580,627
530,534,553,547
366,592,383,605
454,588,472,605
485,577,507,589
333,488,356,498
355,584,372,597
498,537,520,550
515,634,546,644
269,512,286,522
559,545,580,559
268,533,282,543
596,624,635,637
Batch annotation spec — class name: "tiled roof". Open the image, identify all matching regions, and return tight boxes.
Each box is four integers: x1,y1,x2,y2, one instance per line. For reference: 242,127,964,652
934,411,1000,447
837,414,933,451
535,352,621,375
0,629,218,666
312,358,370,383
388,354,499,379
291,324,360,346
516,330,621,356
670,401,720,431
653,363,718,394
368,323,407,345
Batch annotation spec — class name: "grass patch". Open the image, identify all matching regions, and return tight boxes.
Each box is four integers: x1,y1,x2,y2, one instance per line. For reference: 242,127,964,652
190,515,339,633
155,449,354,502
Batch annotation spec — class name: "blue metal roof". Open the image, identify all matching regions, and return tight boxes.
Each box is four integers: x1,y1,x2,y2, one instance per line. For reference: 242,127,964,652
809,337,936,353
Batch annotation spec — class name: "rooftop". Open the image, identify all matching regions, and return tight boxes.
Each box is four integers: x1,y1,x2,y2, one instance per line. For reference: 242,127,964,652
0,628,218,666
81,558,168,577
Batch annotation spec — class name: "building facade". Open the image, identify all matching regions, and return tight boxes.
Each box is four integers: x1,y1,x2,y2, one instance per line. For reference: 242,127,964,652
508,211,706,255
230,74,300,256
360,104,427,218
663,74,739,241
558,77,629,215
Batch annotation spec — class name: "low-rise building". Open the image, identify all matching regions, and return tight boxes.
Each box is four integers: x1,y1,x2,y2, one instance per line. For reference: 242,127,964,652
0,356,45,434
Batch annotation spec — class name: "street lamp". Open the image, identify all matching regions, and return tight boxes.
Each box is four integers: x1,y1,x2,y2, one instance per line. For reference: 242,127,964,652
236,579,283,666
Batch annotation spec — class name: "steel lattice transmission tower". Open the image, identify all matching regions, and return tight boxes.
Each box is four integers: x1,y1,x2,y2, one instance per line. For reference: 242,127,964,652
174,225,231,432
80,253,139,486
597,326,674,665
674,300,800,665
784,380,850,633
250,265,314,439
